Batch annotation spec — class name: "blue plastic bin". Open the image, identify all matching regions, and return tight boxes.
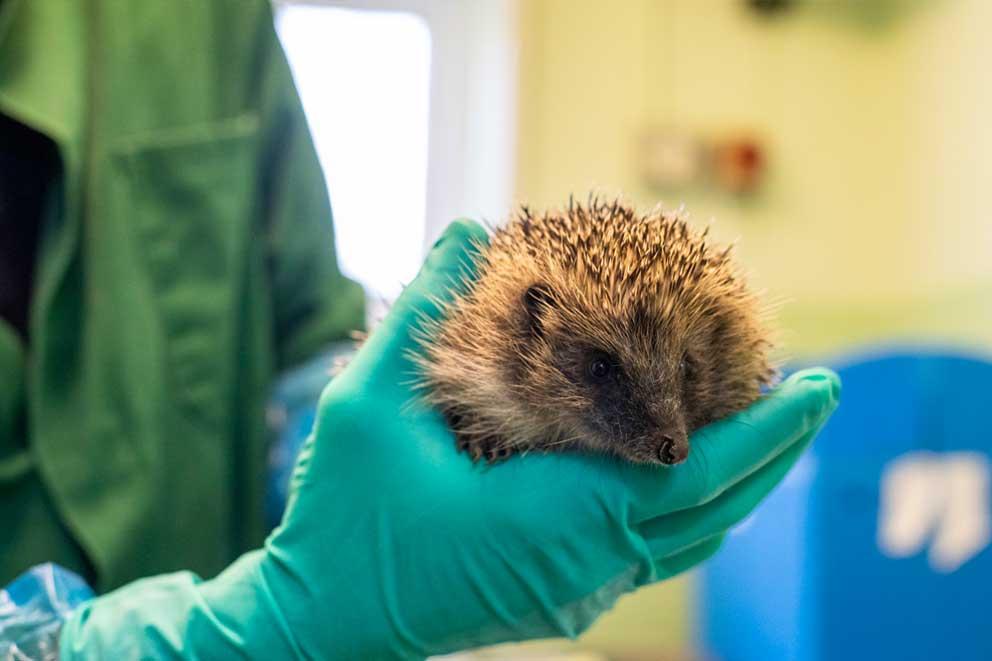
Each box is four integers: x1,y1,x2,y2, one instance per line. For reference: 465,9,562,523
698,349,992,661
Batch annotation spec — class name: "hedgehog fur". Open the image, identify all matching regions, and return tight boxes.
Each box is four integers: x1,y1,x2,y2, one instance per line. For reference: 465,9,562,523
413,196,776,466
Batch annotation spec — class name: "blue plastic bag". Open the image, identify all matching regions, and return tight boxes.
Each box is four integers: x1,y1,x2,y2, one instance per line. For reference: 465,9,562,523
0,563,94,661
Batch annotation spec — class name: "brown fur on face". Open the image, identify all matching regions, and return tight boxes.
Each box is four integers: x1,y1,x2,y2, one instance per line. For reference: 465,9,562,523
413,196,776,466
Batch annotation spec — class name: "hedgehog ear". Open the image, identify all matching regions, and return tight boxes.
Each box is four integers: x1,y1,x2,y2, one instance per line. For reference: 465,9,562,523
523,283,555,337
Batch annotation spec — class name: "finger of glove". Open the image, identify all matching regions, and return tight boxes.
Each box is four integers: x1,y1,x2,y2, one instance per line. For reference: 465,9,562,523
642,424,812,560
654,533,726,582
344,219,489,394
627,368,840,520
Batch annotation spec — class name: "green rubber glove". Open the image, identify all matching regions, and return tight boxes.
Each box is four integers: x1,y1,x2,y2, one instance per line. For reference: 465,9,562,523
60,220,840,660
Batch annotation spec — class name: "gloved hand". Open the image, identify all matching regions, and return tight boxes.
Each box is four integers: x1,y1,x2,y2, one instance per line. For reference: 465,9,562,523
61,220,840,660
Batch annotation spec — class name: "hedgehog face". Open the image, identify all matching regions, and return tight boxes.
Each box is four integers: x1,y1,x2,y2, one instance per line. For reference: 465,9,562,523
517,273,770,466
561,341,691,466
521,284,698,465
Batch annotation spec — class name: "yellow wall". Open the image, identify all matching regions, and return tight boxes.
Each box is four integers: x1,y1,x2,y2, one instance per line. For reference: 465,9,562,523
517,0,992,359
514,0,992,655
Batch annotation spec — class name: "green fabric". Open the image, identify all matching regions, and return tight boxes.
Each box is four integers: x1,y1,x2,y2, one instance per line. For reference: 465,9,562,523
0,0,364,591
61,220,841,660
0,322,25,461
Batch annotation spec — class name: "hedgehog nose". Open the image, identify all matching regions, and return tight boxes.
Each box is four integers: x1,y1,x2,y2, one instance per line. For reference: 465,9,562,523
658,432,689,465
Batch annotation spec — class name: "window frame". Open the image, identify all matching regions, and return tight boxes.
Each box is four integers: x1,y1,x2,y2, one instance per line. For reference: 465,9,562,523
272,0,519,255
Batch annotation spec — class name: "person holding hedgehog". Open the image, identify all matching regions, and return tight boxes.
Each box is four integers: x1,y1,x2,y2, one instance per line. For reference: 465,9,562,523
2,2,841,657
59,219,841,658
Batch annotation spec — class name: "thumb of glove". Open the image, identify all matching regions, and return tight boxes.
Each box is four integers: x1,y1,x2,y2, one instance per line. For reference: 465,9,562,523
349,219,490,395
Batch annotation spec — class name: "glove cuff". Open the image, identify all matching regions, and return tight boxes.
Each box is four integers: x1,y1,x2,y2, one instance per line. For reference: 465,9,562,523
59,551,299,659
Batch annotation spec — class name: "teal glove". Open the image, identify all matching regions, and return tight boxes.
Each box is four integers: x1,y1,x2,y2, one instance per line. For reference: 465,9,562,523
60,220,840,660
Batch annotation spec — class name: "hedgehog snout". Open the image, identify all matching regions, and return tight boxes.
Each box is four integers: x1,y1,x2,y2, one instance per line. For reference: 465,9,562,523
656,426,689,465
646,396,690,465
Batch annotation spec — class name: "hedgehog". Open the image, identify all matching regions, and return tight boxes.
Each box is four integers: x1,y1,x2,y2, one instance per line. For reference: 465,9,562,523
412,196,776,466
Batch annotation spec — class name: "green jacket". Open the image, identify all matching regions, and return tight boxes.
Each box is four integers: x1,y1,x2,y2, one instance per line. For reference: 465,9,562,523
0,0,364,590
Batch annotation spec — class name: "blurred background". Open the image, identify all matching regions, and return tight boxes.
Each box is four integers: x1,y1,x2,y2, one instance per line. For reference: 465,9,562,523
270,0,992,659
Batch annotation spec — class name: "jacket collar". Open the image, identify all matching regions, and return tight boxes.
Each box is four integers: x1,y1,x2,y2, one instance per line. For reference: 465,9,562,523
0,0,86,144
0,0,87,395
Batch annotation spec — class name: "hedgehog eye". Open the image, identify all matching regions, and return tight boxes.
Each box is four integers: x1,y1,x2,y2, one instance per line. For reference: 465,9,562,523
586,351,616,382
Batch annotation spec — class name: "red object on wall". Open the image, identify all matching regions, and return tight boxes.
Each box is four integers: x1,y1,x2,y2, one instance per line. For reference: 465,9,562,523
711,136,766,194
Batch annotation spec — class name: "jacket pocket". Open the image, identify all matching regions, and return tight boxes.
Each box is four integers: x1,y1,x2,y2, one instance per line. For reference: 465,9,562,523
112,115,260,434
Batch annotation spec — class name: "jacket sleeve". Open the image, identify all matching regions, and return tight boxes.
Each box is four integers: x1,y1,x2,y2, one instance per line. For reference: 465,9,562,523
255,9,365,371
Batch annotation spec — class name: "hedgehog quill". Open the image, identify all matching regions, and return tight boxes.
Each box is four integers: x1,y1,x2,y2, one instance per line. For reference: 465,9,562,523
413,197,776,466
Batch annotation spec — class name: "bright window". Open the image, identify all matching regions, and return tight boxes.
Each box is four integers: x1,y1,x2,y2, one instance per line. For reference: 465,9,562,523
275,5,432,301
